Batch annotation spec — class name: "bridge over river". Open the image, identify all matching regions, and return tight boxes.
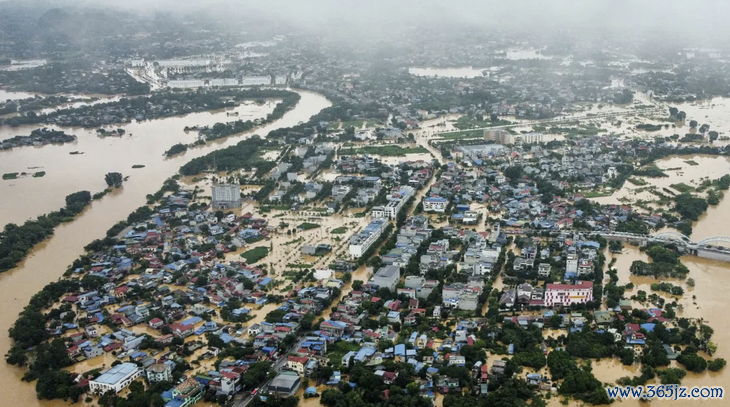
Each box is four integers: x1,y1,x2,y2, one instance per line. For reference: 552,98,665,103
592,231,730,262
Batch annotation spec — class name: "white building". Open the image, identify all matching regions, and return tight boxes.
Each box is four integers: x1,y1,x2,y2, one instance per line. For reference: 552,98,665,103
241,76,272,86
538,263,551,278
371,186,415,220
369,265,400,291
544,281,593,307
349,219,388,259
167,80,205,89
146,363,172,383
211,184,242,210
423,196,448,213
209,78,239,87
274,75,287,85
89,363,142,395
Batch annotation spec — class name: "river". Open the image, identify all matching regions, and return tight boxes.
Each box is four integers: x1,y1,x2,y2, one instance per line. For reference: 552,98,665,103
0,89,39,103
0,91,328,226
0,89,330,407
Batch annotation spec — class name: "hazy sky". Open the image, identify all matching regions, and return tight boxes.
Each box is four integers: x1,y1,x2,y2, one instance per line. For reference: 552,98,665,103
10,0,730,46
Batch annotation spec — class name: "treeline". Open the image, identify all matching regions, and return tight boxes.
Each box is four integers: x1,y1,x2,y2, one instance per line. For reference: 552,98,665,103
179,136,272,176
2,88,297,128
0,191,91,272
195,91,300,142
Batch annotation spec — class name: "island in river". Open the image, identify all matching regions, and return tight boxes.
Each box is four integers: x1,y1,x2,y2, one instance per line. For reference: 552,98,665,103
0,128,76,150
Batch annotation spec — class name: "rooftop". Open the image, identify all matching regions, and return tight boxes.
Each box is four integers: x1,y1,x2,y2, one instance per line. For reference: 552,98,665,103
269,371,301,389
93,363,139,385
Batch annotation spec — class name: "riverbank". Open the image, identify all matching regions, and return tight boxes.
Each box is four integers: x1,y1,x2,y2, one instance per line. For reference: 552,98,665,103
0,90,329,225
0,89,331,407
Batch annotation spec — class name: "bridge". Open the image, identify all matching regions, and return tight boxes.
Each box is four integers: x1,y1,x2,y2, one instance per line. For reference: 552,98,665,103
591,231,730,262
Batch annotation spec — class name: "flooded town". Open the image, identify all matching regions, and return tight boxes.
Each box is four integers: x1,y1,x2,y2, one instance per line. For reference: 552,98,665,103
1,2,730,407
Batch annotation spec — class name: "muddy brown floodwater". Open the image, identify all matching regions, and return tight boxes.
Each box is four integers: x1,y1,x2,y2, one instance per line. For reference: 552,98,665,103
0,89,330,407
0,93,328,225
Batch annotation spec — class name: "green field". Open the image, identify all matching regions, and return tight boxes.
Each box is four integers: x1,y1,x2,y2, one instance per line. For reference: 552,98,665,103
284,237,304,246
298,222,321,231
670,183,694,193
2,173,18,180
454,115,512,130
32,171,46,178
581,190,613,198
240,247,269,264
331,227,348,234
627,178,648,186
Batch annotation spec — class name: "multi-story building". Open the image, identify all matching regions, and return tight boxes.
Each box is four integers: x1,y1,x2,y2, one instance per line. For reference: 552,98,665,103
423,196,448,213
274,75,288,85
89,363,142,395
169,377,204,407
577,259,594,276
349,219,388,259
372,186,415,219
544,281,594,307
240,76,272,86
538,263,551,278
369,265,400,291
211,184,242,210
484,129,545,145
483,129,510,144
287,355,309,374
146,363,172,383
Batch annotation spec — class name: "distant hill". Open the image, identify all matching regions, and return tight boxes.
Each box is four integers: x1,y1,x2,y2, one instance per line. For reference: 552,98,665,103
36,7,125,42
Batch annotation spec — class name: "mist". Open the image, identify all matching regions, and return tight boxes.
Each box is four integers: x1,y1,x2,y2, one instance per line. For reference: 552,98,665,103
16,0,726,48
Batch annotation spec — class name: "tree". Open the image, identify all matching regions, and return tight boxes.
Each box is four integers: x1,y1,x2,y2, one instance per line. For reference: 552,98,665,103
105,172,123,188
65,190,92,208
668,107,678,117
265,309,287,323
676,111,686,121
689,120,698,129
404,381,420,395
708,358,726,372
709,130,719,142
320,389,343,407
547,350,578,380
677,352,707,373
300,312,316,330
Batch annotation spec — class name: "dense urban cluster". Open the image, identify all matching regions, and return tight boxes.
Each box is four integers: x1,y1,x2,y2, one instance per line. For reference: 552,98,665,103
2,4,730,407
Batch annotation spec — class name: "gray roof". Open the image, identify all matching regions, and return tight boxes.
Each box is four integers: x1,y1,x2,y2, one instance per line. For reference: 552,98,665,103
269,372,300,390
375,265,399,279
94,363,139,385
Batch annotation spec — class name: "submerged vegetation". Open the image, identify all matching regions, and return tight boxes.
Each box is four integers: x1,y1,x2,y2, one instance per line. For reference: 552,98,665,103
0,190,92,272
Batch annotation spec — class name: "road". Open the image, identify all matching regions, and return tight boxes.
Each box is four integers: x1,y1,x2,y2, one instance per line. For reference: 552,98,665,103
231,336,306,407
